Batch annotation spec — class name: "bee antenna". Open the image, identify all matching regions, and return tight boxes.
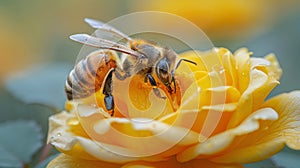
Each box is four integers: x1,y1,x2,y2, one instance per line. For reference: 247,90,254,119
175,58,197,69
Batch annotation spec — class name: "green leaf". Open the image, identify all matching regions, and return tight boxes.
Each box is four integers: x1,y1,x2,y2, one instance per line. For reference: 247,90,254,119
0,145,22,168
5,63,72,110
271,147,300,168
0,120,43,164
244,147,300,168
0,88,55,134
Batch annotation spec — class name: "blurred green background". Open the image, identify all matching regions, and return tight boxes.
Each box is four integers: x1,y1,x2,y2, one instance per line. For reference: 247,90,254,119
0,0,300,167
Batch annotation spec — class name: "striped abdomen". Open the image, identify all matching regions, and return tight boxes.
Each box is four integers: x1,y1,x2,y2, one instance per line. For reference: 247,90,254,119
65,50,117,100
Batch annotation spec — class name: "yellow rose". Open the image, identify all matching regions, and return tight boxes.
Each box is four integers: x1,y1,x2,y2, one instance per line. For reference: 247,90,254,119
128,0,300,40
127,0,269,40
47,47,300,168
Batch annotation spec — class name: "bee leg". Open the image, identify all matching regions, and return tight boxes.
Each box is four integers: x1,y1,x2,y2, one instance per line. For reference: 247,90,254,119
146,74,166,99
103,70,115,116
171,71,176,93
114,68,128,80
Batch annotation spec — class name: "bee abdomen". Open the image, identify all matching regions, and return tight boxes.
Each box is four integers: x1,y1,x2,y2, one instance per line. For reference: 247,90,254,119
65,51,117,100
65,68,93,100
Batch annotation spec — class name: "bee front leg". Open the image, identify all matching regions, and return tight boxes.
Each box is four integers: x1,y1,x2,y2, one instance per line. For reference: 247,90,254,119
103,69,115,116
146,74,166,99
114,68,129,80
171,71,176,93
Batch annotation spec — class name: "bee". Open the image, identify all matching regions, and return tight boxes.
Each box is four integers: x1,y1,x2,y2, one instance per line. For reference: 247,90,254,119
65,18,196,116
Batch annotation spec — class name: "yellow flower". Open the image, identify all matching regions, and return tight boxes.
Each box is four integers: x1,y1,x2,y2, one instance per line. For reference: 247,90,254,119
47,47,300,168
128,0,272,40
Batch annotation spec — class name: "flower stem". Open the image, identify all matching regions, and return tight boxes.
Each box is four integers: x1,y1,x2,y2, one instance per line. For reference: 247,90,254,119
38,144,52,163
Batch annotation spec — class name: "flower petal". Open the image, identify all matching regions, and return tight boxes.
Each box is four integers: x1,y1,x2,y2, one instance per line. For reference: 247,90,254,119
47,154,243,168
262,91,300,150
47,154,120,168
228,68,279,128
160,81,237,138
207,86,241,103
122,157,243,168
177,107,278,162
89,117,199,157
47,111,95,160
207,91,300,163
210,138,284,164
74,136,165,163
48,111,153,163
218,48,237,87
264,53,282,80
113,75,175,118
204,91,300,164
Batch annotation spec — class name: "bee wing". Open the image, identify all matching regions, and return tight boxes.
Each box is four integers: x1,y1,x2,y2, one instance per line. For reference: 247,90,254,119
84,18,132,41
94,29,119,42
70,34,143,58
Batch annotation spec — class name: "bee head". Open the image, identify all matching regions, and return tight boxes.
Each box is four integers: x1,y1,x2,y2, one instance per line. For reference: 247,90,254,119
156,57,173,92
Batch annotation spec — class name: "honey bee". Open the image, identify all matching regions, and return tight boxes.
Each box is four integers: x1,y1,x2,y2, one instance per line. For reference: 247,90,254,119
65,18,196,116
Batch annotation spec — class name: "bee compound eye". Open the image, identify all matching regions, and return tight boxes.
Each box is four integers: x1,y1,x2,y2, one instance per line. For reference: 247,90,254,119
156,59,169,75
159,68,168,74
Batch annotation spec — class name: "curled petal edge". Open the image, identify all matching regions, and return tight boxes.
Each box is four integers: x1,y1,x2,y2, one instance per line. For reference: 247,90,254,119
177,107,278,162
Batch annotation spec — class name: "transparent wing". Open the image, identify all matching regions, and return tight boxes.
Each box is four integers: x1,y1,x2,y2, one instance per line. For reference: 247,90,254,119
70,34,143,58
84,18,132,42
